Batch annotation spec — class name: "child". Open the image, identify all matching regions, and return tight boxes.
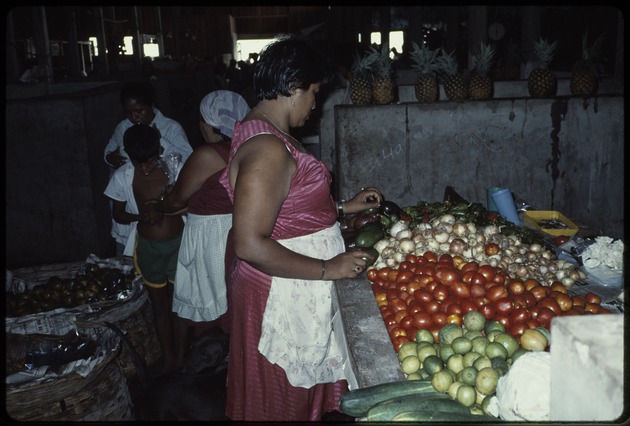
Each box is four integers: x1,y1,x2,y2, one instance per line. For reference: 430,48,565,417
104,123,185,375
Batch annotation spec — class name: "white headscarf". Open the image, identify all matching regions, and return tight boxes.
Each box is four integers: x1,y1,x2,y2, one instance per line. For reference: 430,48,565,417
199,90,250,138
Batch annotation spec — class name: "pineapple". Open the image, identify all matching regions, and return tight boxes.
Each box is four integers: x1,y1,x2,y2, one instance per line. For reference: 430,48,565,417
409,41,440,103
437,49,468,102
528,37,558,98
349,49,377,105
469,42,496,101
370,43,396,105
570,32,605,97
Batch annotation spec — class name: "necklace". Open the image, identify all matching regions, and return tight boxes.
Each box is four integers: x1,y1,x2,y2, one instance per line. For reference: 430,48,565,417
253,106,295,141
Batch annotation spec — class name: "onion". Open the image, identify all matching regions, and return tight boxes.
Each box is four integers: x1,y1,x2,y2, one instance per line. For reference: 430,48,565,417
439,214,455,225
452,222,468,237
396,229,413,240
529,243,543,253
373,239,390,254
389,220,409,237
434,231,450,244
449,238,466,255
399,238,416,253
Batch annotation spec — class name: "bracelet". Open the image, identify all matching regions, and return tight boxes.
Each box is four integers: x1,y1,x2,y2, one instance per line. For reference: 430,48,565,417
320,259,326,280
337,200,345,218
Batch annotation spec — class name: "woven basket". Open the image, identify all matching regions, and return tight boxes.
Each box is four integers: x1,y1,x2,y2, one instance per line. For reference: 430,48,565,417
5,325,134,422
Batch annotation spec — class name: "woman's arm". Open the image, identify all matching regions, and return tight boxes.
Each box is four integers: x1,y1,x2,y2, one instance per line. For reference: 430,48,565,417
111,200,139,225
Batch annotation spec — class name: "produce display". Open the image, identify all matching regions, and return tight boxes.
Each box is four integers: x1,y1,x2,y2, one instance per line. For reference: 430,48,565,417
6,264,135,317
340,199,617,421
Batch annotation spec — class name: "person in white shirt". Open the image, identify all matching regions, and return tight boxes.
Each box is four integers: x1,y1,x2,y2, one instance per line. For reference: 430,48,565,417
105,81,192,256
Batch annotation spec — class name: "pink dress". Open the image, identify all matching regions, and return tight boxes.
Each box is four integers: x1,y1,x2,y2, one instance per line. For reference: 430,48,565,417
219,120,348,421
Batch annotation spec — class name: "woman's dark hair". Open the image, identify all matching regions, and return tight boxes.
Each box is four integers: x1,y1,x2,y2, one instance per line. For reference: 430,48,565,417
253,34,332,101
120,81,155,106
123,123,161,162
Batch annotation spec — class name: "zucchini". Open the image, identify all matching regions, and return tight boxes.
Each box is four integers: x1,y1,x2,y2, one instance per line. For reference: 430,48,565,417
367,393,469,422
392,410,503,422
354,223,385,248
338,380,435,417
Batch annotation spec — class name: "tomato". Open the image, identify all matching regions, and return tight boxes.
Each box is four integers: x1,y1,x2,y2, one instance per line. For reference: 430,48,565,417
438,253,453,264
572,295,586,307
553,292,573,312
509,321,529,337
413,289,433,304
367,268,379,282
396,281,409,294
538,297,561,315
521,291,537,308
382,313,398,328
493,314,511,329
405,254,418,264
412,311,432,329
486,285,508,302
479,303,496,319
406,280,421,295
536,307,556,326
397,270,414,283
507,279,525,296
460,300,478,313
399,314,415,331
435,268,459,286
524,278,541,291
446,313,462,326
584,303,601,314
431,312,448,326
529,285,547,301
379,306,393,318
460,262,479,274
451,281,471,299
446,303,463,316
485,243,500,256
394,309,408,324
389,326,407,339
470,272,487,287
398,261,413,271
386,288,398,301
387,269,399,282
377,267,392,281
417,275,434,287
493,297,514,315
423,251,438,263
452,255,466,269
511,294,528,309
585,292,602,305
392,335,410,352
469,296,487,307
550,281,568,294
510,307,532,323
407,299,423,314
390,298,408,313
470,283,486,298
420,265,436,276
493,271,508,285
477,265,496,282
424,299,441,314
432,284,449,301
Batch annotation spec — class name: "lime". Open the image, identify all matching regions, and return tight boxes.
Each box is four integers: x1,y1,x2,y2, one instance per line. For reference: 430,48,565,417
484,319,505,335
416,340,434,349
423,355,444,376
469,404,485,416
485,329,503,342
481,393,494,416
448,381,463,399
417,343,438,362
485,342,508,360
451,336,473,354
406,372,423,381
415,328,435,344
446,353,465,374
398,341,418,362
464,330,484,340
493,332,519,358
456,384,477,407
476,367,500,395
457,366,478,387
471,335,490,355
431,369,454,393
463,310,486,332
463,351,482,368
401,355,421,375
510,348,530,365
438,323,464,345
438,344,455,363
473,355,492,371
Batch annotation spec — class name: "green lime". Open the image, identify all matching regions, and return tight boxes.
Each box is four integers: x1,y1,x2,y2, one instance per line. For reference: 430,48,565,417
398,341,418,362
456,384,477,407
415,328,435,344
457,366,479,386
417,343,438,362
431,369,454,393
423,355,444,376
438,344,455,363
451,336,473,354
463,351,483,367
438,323,464,345
485,342,508,360
471,335,490,355
484,319,505,335
473,355,492,371
493,332,519,358
446,353,465,374
401,355,421,375
463,310,486,332
476,367,500,395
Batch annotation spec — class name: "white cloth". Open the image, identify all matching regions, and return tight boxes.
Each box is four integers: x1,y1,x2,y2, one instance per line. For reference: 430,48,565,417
199,90,250,138
104,108,192,249
103,162,138,257
104,108,193,168
172,213,232,321
257,223,348,388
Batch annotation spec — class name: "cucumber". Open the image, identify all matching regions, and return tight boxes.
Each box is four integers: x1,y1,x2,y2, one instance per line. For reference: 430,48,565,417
338,380,435,417
367,393,469,422
392,410,503,422
354,223,385,248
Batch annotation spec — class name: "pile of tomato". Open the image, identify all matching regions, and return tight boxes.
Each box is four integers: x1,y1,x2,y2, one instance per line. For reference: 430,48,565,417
367,252,611,351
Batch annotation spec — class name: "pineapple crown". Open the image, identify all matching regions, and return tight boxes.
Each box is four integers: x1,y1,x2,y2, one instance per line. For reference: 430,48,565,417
350,48,378,81
533,37,557,69
436,49,459,76
409,41,440,76
573,31,606,72
472,42,496,75
369,42,393,79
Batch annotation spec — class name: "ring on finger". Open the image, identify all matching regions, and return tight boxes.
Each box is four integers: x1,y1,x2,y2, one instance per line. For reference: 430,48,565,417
354,266,361,273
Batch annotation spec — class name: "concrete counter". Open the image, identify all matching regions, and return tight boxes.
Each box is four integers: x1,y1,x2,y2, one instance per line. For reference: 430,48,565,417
334,277,404,389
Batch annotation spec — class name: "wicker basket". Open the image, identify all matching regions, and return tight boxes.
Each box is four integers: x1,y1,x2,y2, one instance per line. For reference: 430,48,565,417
5,325,134,422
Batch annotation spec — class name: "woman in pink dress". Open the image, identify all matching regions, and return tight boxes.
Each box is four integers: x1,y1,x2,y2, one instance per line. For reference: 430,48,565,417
219,35,383,421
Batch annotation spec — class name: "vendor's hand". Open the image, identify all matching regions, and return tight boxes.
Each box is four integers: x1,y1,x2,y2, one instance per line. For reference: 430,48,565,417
325,249,376,280
106,147,127,168
140,201,164,225
345,186,382,215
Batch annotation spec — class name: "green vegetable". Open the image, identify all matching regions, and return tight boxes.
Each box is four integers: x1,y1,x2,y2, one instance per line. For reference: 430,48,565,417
392,410,502,422
354,223,385,248
367,393,470,421
338,380,435,417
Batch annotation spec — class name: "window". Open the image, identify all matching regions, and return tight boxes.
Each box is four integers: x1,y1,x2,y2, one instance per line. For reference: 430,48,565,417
235,38,274,63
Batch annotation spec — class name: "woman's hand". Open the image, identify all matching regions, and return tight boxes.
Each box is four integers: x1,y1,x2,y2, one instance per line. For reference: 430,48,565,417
140,200,164,225
344,186,383,215
324,249,377,280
